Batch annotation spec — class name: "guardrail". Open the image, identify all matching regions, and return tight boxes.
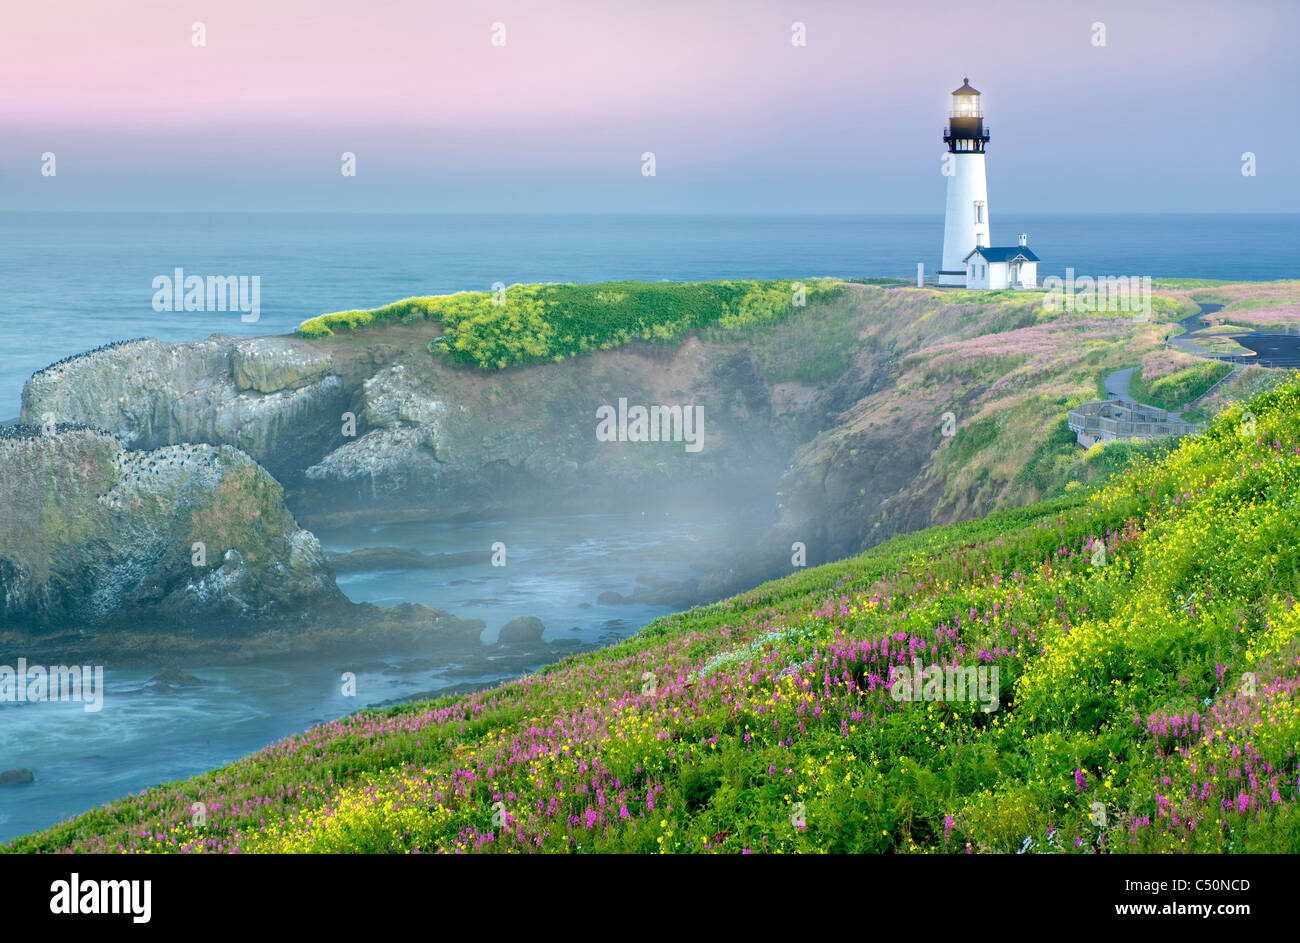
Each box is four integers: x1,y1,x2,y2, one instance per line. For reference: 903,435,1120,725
943,127,990,143
1067,400,1201,445
1187,364,1243,407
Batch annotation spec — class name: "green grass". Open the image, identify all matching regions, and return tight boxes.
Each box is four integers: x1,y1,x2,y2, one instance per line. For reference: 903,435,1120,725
297,279,845,369
12,375,1300,854
1152,278,1237,290
1038,290,1192,323
1129,360,1233,410
1012,414,1173,499
1199,324,1256,335
1186,334,1255,357
745,289,862,383
940,288,1040,305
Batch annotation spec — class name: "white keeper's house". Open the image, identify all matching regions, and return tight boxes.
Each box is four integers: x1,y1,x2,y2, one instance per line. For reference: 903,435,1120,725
964,235,1039,289
938,78,1040,290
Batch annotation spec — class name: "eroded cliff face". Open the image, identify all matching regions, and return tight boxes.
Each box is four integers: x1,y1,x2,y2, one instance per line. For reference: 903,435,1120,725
767,292,1173,566
0,426,342,634
20,337,346,484
16,285,1125,596
20,319,860,529
292,339,822,523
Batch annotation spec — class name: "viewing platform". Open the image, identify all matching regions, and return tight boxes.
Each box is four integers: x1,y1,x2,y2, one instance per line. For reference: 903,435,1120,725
1067,399,1202,448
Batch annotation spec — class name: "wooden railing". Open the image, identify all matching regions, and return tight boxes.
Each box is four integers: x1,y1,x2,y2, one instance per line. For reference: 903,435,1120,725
1067,400,1201,442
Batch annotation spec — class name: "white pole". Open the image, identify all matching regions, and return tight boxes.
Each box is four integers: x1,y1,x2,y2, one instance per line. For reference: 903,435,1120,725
917,262,925,288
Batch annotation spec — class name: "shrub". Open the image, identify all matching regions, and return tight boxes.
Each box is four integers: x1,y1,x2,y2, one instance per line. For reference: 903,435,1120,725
296,279,845,369
1130,359,1231,410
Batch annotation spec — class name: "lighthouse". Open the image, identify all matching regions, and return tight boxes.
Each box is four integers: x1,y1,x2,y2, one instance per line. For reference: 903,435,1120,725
938,78,991,286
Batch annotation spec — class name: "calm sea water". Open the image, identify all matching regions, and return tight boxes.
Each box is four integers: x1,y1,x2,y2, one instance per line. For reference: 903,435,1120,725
1,211,1295,842
1,212,1295,414
0,505,763,842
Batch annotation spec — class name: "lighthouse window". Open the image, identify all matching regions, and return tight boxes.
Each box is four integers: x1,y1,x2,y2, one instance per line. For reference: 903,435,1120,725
973,201,985,224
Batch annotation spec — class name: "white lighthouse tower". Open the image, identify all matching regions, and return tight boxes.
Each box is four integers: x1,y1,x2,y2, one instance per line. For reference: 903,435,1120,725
938,78,991,286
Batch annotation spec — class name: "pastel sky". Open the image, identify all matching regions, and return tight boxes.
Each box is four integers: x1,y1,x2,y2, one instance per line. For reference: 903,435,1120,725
1,0,1295,212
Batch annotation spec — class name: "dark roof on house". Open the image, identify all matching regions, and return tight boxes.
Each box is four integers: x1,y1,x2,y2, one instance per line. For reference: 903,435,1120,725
964,245,1040,263
952,78,980,96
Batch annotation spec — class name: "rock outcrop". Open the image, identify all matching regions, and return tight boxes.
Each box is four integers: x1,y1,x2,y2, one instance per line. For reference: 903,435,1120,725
0,425,343,634
498,615,546,646
0,768,35,786
304,363,446,494
0,424,550,667
20,326,828,528
21,337,346,482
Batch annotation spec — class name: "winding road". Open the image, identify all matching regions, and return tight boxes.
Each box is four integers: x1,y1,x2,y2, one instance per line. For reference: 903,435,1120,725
1168,304,1225,358
1170,302,1300,369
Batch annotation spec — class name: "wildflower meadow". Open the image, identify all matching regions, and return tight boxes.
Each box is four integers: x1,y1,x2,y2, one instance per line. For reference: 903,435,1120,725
9,377,1300,854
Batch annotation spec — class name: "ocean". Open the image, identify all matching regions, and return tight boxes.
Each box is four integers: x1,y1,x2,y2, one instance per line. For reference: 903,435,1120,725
0,211,1296,842
1,212,1296,415
0,504,766,842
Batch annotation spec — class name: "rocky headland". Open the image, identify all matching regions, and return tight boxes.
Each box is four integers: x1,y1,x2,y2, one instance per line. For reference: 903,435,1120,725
4,282,1222,663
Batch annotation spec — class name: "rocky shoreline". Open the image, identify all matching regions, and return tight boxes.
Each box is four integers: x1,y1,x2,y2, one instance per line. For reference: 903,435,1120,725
0,422,605,669
17,329,819,530
3,304,840,658
0,602,592,671
3,284,1095,662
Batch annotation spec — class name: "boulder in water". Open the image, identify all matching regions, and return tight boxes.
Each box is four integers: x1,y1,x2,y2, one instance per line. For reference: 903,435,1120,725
499,616,546,646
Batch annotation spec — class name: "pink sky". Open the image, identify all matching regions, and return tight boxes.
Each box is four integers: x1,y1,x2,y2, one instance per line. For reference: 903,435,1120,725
5,0,832,127
1,0,1295,211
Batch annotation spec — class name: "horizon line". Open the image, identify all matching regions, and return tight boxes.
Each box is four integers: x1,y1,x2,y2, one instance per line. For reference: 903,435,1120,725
2,210,1297,217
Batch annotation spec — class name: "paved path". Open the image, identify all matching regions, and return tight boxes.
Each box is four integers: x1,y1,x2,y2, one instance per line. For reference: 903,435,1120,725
1104,366,1136,400
1101,304,1227,418
1166,302,1300,368
1090,300,1295,439
1102,365,1188,418
1100,302,1300,413
1169,304,1223,358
